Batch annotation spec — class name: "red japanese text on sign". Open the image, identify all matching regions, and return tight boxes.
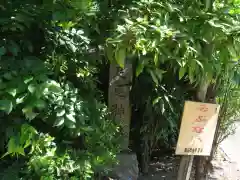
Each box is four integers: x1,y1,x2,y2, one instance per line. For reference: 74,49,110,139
175,101,220,156
191,105,210,134
194,115,207,122
197,104,208,112
192,126,204,133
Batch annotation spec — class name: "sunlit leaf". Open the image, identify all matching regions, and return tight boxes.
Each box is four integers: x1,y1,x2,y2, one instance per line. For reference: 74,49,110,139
24,76,33,84
66,114,76,123
179,67,186,79
152,96,162,105
46,81,63,94
7,88,17,97
195,60,203,69
28,84,36,93
16,94,27,104
22,107,38,120
154,53,159,65
115,47,126,68
136,62,144,76
34,99,46,109
56,108,65,117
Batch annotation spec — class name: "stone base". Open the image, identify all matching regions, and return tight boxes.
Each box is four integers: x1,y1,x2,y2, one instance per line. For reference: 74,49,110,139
110,152,139,180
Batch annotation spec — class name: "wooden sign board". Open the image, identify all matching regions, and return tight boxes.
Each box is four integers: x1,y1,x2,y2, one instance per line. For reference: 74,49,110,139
175,101,220,156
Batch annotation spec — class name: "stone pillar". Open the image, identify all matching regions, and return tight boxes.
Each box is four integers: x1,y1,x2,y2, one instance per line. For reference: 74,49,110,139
108,62,132,150
108,61,139,180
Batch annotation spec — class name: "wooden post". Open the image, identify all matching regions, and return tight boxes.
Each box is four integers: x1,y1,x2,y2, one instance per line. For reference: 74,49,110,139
108,62,132,150
177,80,209,180
177,156,194,180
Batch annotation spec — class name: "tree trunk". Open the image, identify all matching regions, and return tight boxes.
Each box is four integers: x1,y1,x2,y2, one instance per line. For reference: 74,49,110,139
207,82,223,171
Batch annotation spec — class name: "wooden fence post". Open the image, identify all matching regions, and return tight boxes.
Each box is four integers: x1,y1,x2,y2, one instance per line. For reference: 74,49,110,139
177,156,194,180
177,80,209,180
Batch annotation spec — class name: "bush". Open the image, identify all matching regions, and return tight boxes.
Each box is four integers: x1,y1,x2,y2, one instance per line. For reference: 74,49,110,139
0,1,120,179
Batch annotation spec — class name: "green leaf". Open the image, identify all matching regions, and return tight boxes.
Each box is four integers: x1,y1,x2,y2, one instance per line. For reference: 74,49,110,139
115,47,126,68
28,84,36,93
56,108,65,117
0,46,6,56
24,76,33,84
65,114,76,123
155,69,165,82
70,0,89,10
65,120,76,129
52,11,67,21
150,70,158,84
195,60,203,69
136,62,144,77
124,18,134,25
164,95,173,112
152,97,162,105
16,94,27,104
17,147,25,156
34,99,46,109
22,107,38,120
81,126,94,132
7,88,17,97
188,67,195,83
0,100,13,114
154,53,159,65
161,103,165,114
47,81,63,94
3,72,12,80
54,117,65,127
106,45,114,62
179,67,186,79
7,137,17,154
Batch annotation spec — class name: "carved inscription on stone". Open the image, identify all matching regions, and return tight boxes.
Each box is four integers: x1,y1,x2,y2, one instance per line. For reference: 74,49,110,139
108,62,132,150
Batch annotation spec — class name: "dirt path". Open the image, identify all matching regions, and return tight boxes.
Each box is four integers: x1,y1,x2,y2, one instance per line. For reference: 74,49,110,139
138,155,180,180
139,123,240,180
220,122,240,168
138,149,240,180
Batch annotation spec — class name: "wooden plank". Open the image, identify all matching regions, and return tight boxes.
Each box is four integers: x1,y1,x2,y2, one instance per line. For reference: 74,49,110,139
177,156,194,180
177,80,209,180
175,101,220,156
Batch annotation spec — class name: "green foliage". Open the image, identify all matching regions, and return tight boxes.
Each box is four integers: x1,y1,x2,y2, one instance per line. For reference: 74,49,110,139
216,67,240,144
0,0,240,177
107,0,240,85
106,0,240,171
0,0,120,179
131,68,193,153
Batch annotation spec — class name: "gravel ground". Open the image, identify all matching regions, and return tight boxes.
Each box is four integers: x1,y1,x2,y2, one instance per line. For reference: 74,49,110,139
138,148,240,180
207,148,240,180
